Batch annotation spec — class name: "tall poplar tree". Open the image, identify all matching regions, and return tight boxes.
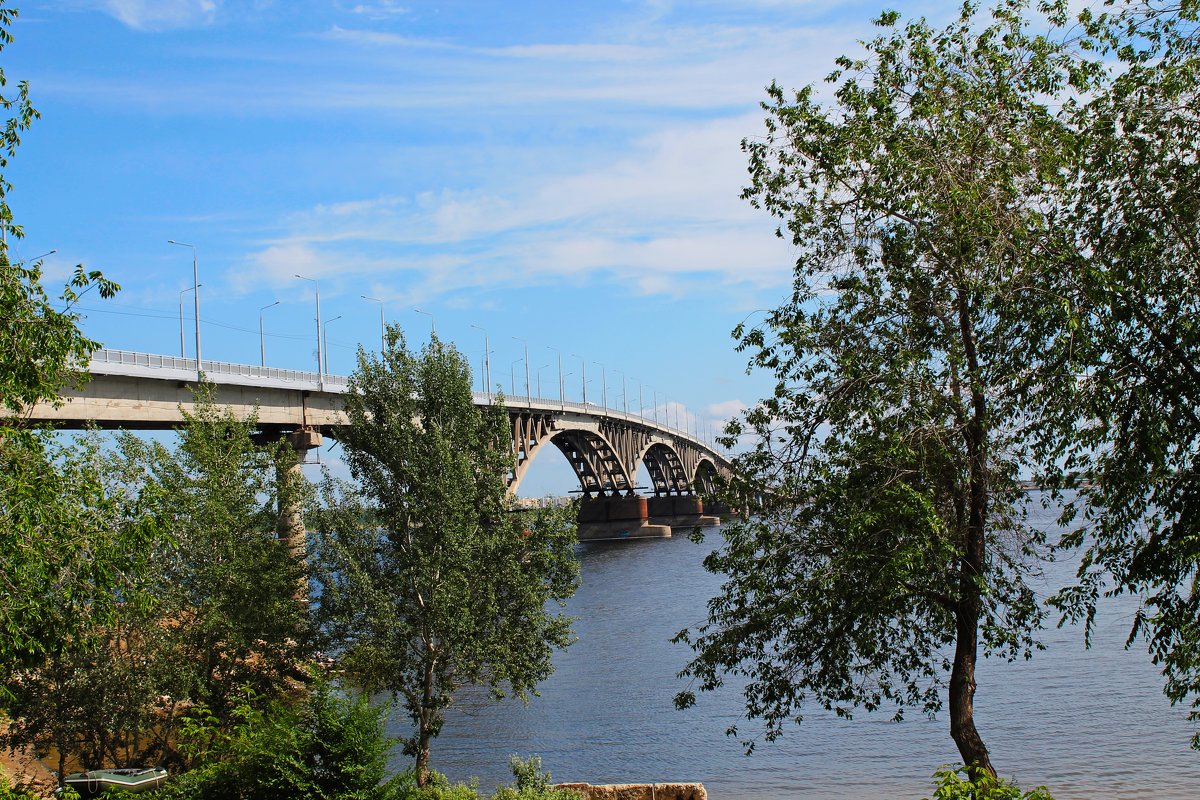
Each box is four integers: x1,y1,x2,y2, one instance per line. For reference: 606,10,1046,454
676,0,1091,775
312,326,579,786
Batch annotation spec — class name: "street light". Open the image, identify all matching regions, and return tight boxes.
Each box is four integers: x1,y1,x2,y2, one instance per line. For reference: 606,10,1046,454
470,324,491,401
571,354,588,405
593,361,607,412
510,358,523,396
546,345,564,405
294,274,323,387
361,295,386,352
178,285,200,358
259,300,280,367
414,308,435,335
512,336,530,409
168,240,201,378
650,387,658,424
536,364,553,398
322,315,343,375
613,368,628,414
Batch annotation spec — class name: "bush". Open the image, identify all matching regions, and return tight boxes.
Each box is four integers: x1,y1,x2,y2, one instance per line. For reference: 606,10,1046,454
160,678,403,800
925,765,1054,800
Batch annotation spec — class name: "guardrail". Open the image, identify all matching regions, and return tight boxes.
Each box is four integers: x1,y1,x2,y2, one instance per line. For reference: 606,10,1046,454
88,349,720,454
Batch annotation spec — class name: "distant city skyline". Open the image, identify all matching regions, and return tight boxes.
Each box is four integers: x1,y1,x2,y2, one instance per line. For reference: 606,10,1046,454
8,0,948,493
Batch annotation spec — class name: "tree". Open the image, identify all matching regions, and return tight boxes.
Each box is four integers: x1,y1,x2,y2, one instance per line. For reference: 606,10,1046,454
0,0,128,696
1044,0,1200,744
311,326,579,786
127,388,311,758
3,391,310,776
675,0,1091,775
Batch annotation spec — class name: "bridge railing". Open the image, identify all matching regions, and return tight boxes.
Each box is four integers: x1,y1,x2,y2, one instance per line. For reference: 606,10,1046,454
89,350,720,454
91,348,350,390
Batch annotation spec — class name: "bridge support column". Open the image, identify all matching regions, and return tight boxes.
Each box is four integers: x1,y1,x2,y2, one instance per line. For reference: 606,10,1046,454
276,428,322,558
577,495,671,541
647,495,720,530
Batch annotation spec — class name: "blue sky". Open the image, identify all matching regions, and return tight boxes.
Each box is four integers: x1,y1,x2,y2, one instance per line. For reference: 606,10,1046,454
8,0,941,493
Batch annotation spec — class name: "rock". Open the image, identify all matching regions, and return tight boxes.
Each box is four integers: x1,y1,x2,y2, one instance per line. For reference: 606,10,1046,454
553,783,708,800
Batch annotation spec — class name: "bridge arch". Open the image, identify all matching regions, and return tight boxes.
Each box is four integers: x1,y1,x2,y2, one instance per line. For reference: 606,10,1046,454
693,457,720,497
639,442,692,496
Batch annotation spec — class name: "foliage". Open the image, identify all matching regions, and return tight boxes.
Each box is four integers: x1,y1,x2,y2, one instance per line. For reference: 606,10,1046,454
676,0,1091,775
925,765,1053,800
159,678,403,800
492,756,581,800
0,0,122,694
0,430,166,781
3,389,310,776
311,326,579,785
1040,0,1200,745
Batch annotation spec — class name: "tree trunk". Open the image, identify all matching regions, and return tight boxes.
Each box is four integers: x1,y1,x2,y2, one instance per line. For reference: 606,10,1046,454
951,285,997,779
415,657,436,787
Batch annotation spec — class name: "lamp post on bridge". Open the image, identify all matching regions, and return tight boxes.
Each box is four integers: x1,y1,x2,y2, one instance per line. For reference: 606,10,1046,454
512,336,531,410
594,361,607,413
546,345,564,408
259,300,279,366
294,274,324,390
168,240,201,380
536,364,552,398
649,387,658,424
571,354,588,405
638,381,644,422
509,358,523,397
613,369,628,415
470,324,491,402
178,285,199,359
322,315,343,375
361,295,386,352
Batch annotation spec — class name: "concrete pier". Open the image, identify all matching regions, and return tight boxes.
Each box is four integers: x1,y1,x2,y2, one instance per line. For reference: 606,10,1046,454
577,496,671,540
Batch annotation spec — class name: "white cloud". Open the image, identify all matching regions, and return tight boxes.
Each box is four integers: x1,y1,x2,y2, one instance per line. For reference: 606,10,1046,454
101,0,218,31
707,398,746,419
232,114,794,300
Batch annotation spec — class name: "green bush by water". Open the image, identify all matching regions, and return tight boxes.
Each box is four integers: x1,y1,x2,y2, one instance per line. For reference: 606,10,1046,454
925,765,1054,800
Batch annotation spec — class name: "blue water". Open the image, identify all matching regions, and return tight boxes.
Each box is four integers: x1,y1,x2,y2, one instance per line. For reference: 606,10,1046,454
387,507,1200,798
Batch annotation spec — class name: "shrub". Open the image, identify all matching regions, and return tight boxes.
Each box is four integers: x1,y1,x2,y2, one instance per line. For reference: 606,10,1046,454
925,765,1054,800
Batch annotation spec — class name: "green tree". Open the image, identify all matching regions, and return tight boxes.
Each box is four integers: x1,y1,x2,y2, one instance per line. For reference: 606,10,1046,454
1043,0,1200,744
0,431,164,782
675,0,1091,775
311,326,579,786
131,388,310,751
0,0,123,683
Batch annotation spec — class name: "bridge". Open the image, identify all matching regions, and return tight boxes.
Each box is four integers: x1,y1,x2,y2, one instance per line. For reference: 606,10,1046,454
24,349,732,540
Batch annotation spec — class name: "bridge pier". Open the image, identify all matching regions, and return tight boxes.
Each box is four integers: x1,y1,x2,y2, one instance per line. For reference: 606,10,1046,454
275,428,322,558
577,495,671,541
647,494,720,530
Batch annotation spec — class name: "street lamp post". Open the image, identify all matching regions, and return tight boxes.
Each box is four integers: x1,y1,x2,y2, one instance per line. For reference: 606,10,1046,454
614,369,628,414
651,388,658,423
510,358,522,396
178,285,198,358
168,240,200,378
536,364,552,398
638,381,644,421
470,324,491,401
571,354,588,405
361,296,385,351
322,315,343,375
546,346,564,407
294,274,323,388
594,362,607,412
259,300,280,366
512,336,530,409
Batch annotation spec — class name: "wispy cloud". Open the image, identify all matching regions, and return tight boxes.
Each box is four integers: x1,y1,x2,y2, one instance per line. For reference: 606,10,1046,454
100,0,219,31
230,114,794,301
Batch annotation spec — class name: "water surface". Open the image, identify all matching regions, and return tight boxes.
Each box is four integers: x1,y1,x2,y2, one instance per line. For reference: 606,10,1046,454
389,508,1200,798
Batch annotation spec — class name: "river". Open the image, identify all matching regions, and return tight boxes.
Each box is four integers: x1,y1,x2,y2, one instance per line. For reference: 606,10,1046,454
387,502,1200,799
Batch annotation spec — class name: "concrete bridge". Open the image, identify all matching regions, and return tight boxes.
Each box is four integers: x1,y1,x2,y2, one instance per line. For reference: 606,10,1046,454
24,349,731,539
